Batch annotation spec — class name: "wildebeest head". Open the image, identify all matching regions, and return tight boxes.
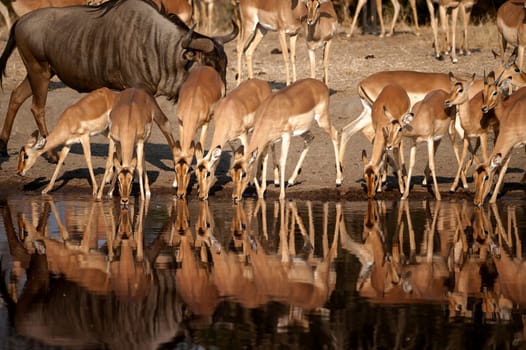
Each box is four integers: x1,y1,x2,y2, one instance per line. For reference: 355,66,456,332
170,13,238,87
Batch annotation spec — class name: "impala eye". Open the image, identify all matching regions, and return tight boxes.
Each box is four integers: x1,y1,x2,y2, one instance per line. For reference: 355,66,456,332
206,171,211,177
457,88,463,93
241,172,247,179
492,91,497,97
515,67,520,72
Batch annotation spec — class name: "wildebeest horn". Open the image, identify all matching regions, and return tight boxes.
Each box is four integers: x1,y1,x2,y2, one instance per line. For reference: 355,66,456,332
213,20,239,44
181,25,215,53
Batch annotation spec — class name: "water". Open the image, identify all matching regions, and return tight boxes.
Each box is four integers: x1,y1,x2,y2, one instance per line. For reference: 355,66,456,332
0,193,526,349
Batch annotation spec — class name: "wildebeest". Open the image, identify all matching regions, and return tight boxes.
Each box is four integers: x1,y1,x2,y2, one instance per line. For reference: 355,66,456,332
0,0,238,157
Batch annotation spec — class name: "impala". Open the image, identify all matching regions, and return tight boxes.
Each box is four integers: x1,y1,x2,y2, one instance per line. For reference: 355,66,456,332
339,60,526,185
339,70,455,185
444,72,499,192
173,65,225,198
17,88,118,195
434,0,478,63
236,0,306,86
303,0,338,85
194,78,272,200
348,0,420,37
495,0,526,71
361,84,411,198
473,73,526,205
98,88,178,205
386,89,456,200
230,78,340,202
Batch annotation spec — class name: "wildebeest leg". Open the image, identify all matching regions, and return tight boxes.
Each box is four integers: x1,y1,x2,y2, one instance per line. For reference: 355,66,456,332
28,69,57,162
0,77,32,157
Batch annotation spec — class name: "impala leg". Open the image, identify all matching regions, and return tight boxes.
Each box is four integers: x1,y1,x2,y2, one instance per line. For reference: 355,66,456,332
308,48,316,80
490,156,511,204
97,139,116,200
439,5,449,56
518,45,525,74
375,0,386,37
426,0,441,59
199,123,209,149
236,18,259,85
316,105,342,186
450,6,459,63
289,34,298,83
408,0,419,35
270,143,280,186
427,138,441,200
79,134,98,196
451,137,469,192
402,141,417,200
323,40,332,85
287,131,314,186
254,149,269,199
42,145,70,195
348,0,367,36
136,140,150,200
0,77,33,157
459,4,472,55
392,146,405,194
464,137,481,178
339,101,372,172
279,133,291,199
278,31,291,85
0,2,11,31
387,0,401,37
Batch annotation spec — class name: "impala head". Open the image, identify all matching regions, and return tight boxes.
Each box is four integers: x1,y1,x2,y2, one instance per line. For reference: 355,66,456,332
195,143,222,200
444,72,476,108
362,150,380,199
174,140,195,199
230,146,257,203
492,49,526,89
473,154,502,207
303,0,328,25
117,165,135,206
481,69,513,114
17,131,45,176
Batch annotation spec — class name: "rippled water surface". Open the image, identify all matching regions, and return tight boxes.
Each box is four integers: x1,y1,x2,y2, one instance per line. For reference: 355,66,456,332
1,193,526,349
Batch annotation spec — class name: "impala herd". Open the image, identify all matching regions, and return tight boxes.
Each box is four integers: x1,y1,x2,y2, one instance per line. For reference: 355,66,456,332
2,0,526,207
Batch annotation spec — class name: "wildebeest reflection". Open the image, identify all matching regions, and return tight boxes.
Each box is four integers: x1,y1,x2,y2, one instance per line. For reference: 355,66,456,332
0,0,238,157
0,198,185,349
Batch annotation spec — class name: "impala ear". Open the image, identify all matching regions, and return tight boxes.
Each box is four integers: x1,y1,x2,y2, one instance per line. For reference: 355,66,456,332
490,153,502,169
234,145,245,160
210,146,222,164
248,148,258,166
35,136,47,150
361,149,368,165
402,113,414,127
26,130,39,148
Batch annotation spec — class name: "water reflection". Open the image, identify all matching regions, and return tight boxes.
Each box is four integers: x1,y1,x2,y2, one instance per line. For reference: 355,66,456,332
0,196,526,348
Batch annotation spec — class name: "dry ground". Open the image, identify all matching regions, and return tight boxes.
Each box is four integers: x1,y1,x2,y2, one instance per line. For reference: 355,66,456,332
0,18,524,201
